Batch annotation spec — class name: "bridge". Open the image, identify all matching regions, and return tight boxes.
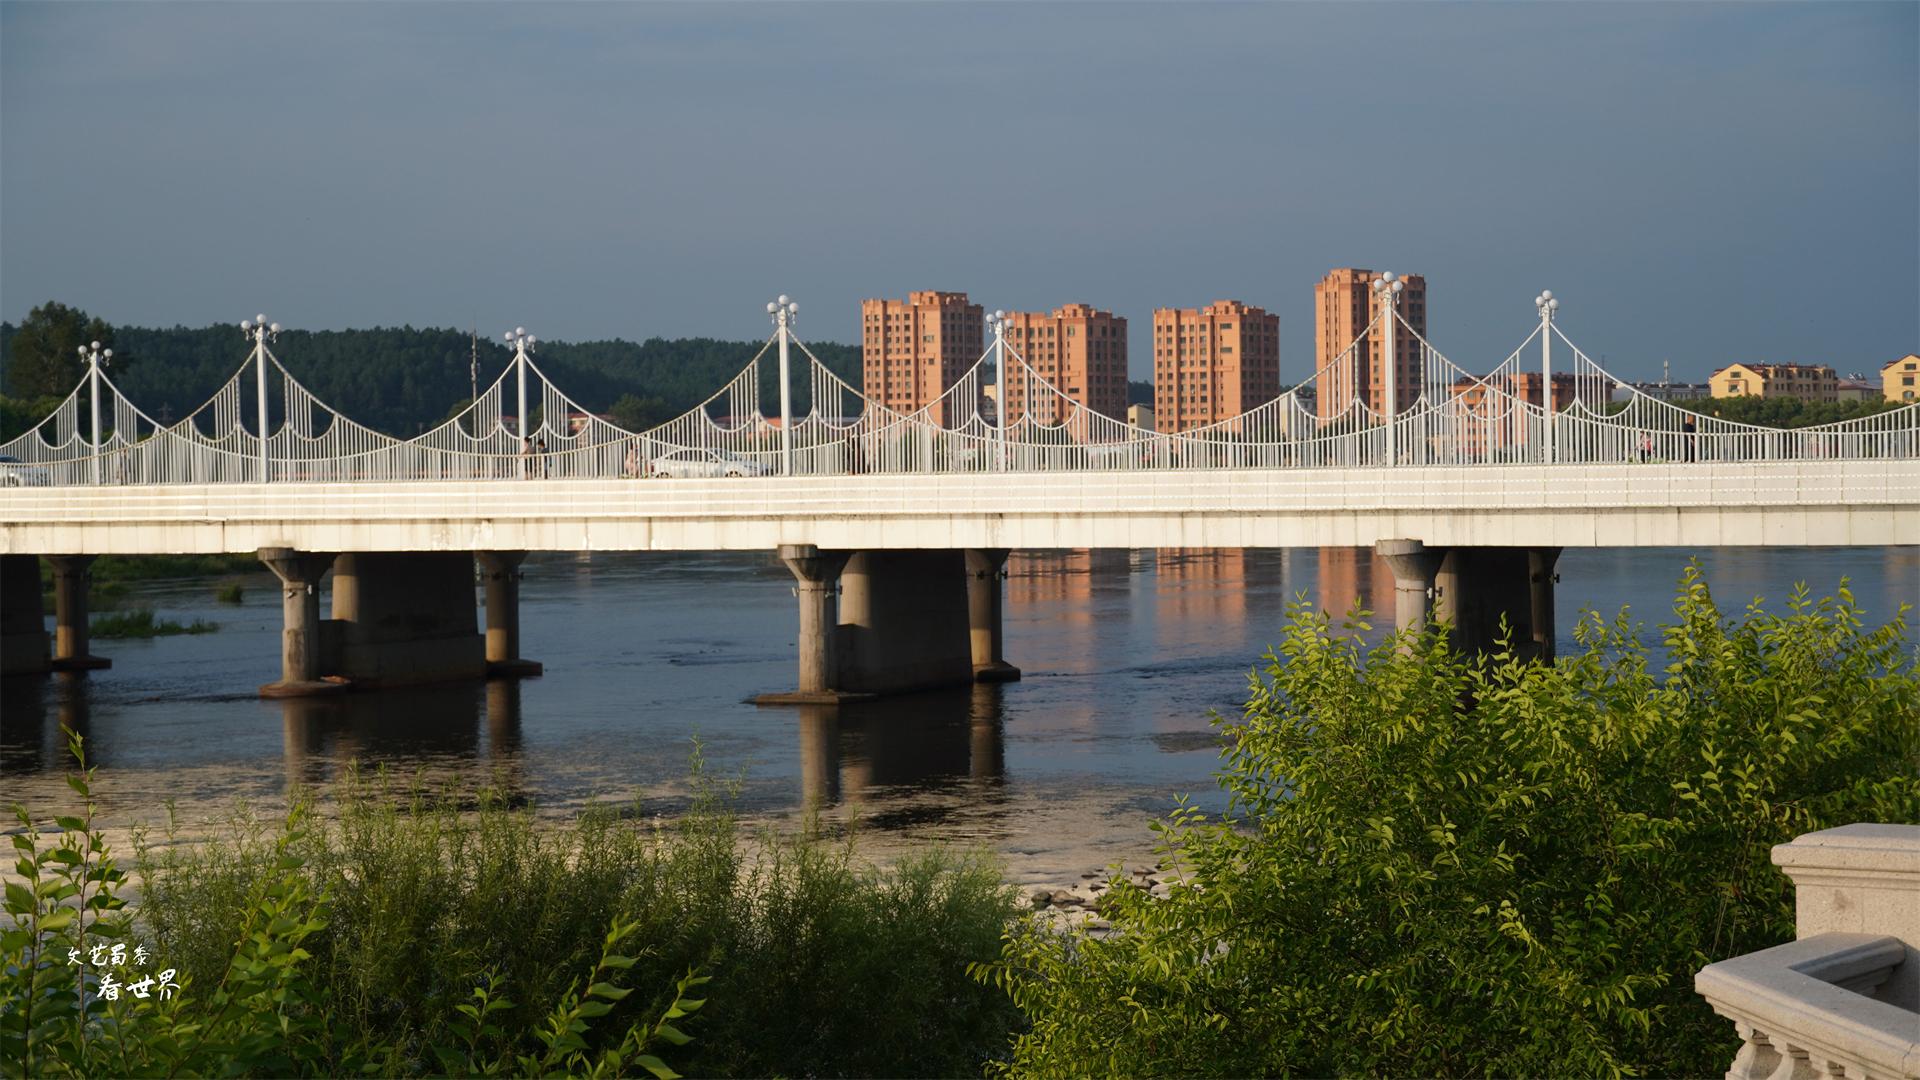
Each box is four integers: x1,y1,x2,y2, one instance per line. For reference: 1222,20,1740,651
3,292,1915,699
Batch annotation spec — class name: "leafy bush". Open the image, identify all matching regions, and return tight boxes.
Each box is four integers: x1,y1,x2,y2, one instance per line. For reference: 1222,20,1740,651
980,568,1920,1077
126,760,1018,1078
88,608,218,639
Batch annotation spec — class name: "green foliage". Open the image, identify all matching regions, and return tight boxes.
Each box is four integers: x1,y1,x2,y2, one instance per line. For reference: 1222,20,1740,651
215,581,246,604
981,568,1920,1077
1,302,119,400
611,393,675,432
88,608,219,639
1684,394,1906,428
0,393,68,442
3,736,706,1079
131,764,1019,1078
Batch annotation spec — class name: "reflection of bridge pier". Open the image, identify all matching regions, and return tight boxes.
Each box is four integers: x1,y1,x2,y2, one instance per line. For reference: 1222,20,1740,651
279,681,518,794
1,554,112,675
760,545,1019,703
796,684,1008,808
1377,539,1560,660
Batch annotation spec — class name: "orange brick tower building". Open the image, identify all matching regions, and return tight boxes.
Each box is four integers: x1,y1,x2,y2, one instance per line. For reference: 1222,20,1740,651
998,303,1129,424
1150,300,1281,434
860,291,985,419
1313,268,1428,420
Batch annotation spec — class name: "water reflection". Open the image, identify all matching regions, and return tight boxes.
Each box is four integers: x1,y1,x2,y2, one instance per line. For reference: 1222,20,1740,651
1,674,96,774
795,684,1008,821
277,681,525,799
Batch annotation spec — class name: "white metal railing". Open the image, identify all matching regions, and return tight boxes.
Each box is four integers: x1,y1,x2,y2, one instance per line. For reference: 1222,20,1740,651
3,307,1915,488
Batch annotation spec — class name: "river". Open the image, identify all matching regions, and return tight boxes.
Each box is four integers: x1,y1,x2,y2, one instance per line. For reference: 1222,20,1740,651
3,546,1915,888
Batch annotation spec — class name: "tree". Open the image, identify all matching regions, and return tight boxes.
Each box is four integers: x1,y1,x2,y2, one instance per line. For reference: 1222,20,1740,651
610,393,674,432
981,568,1920,1077
3,302,117,400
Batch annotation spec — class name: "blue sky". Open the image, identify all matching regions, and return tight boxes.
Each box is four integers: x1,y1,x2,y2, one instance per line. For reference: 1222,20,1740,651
2,2,1914,383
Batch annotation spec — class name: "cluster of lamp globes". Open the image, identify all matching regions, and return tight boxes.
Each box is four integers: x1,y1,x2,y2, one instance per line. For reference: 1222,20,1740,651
240,315,281,342
504,327,536,352
1535,290,1561,316
767,295,799,324
76,340,112,366
987,309,1011,334
1370,271,1407,299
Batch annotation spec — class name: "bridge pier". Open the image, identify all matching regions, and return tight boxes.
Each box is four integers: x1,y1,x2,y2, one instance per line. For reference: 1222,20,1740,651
1,555,50,676
965,548,1021,683
327,553,486,688
259,547,342,698
477,551,543,678
1376,539,1560,662
48,556,110,672
837,550,975,695
756,544,862,705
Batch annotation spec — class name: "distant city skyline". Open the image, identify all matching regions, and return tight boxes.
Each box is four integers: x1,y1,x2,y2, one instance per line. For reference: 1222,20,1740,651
2,2,1914,385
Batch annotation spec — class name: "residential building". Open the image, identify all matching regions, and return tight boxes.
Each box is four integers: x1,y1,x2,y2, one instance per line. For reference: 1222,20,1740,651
1151,300,1281,433
860,291,985,422
1612,381,1711,403
1127,403,1155,432
999,303,1128,424
1313,268,1428,421
1708,363,1838,402
1835,377,1880,403
1883,354,1920,403
1450,373,1577,457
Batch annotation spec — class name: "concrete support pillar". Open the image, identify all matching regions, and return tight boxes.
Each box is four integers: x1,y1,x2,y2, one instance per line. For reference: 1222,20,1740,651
756,544,856,705
47,556,109,672
965,548,1021,683
328,552,487,687
1528,547,1562,662
1,554,50,676
1435,547,1552,663
836,550,974,695
1375,539,1446,649
258,547,340,698
477,551,542,678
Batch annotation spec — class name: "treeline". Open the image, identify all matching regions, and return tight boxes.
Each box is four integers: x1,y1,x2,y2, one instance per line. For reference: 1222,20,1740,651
1,319,860,438
1681,393,1907,429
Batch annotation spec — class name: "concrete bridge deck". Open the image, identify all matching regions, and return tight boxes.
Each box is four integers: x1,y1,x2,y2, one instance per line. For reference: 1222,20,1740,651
2,461,1915,554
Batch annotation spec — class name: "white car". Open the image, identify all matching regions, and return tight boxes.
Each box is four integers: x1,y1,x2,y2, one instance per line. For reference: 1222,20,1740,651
648,448,769,478
0,455,51,486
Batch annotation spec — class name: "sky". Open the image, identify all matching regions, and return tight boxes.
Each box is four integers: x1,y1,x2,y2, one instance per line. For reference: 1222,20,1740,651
2,1,1915,384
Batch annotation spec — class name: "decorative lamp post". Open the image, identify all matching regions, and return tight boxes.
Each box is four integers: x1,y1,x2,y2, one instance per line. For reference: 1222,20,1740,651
1370,273,1406,466
77,340,113,484
1535,291,1560,463
240,315,280,482
987,310,1009,471
768,296,798,475
502,327,535,443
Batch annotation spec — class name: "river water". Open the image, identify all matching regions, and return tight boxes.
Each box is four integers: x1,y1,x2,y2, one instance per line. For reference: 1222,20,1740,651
3,546,1915,887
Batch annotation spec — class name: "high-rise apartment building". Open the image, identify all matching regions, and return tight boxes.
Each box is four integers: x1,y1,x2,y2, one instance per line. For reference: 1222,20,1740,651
998,303,1128,425
860,291,985,420
1151,300,1281,433
1313,268,1428,421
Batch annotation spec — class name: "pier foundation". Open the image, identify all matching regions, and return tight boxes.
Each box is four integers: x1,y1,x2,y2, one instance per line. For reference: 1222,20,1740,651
47,556,110,672
1,555,49,676
965,548,1021,683
836,550,974,695
259,547,342,698
755,544,862,705
477,551,543,678
1376,539,1561,662
327,552,486,687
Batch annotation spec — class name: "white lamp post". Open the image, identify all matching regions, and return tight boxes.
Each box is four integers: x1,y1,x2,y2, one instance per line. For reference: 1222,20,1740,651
987,310,1009,471
768,296,798,475
77,340,112,484
1370,273,1406,466
240,315,280,481
1535,291,1560,463
502,327,536,444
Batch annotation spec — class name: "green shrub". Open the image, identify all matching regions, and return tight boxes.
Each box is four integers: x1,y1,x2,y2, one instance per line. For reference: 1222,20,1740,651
89,608,217,639
215,581,245,604
980,568,1920,1077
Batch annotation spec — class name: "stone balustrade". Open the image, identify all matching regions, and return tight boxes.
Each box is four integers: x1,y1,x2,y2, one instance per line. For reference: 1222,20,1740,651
1696,824,1920,1079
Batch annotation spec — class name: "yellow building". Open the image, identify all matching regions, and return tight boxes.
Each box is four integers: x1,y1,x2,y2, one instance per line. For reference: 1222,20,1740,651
1883,354,1919,403
1708,362,1838,402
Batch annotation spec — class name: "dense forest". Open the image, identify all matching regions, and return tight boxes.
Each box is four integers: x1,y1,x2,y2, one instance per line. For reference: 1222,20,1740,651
0,319,861,438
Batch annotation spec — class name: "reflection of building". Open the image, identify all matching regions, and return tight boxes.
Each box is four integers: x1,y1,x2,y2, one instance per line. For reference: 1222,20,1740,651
1317,547,1386,622
1151,301,1280,433
1880,355,1918,402
1709,362,1838,401
1315,268,1428,420
999,304,1128,424
1154,549,1251,632
860,291,985,418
